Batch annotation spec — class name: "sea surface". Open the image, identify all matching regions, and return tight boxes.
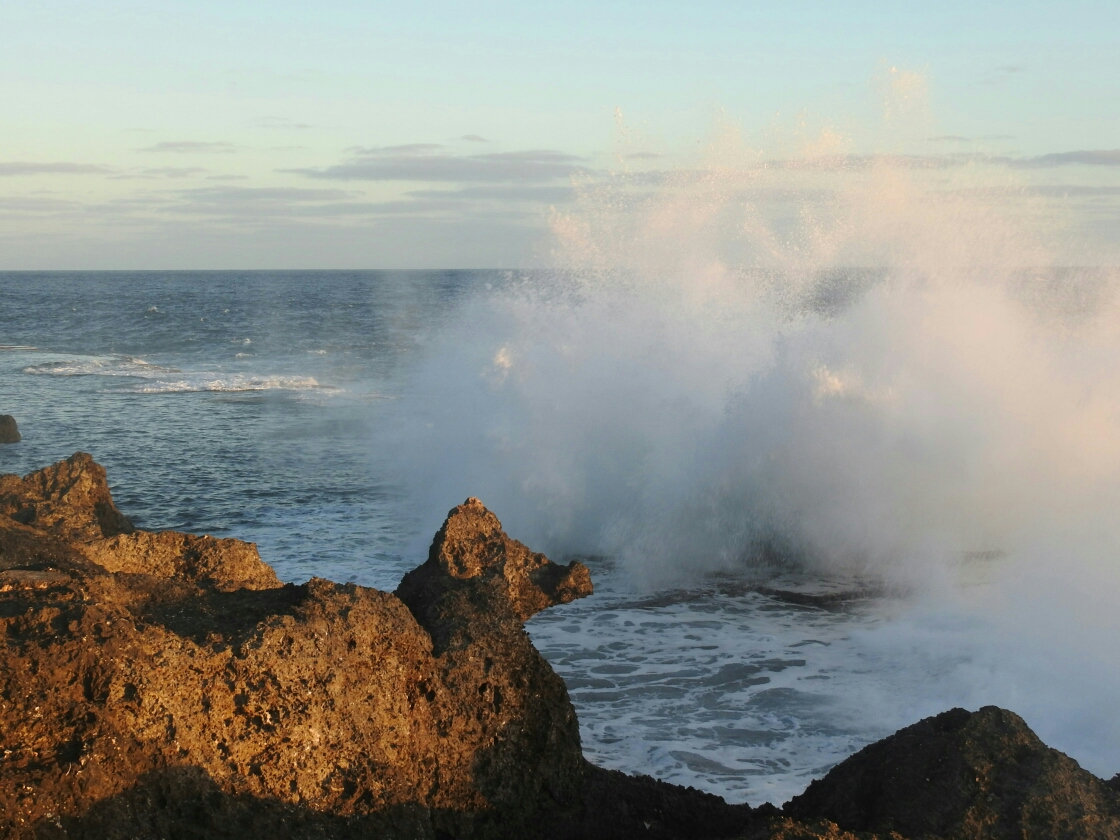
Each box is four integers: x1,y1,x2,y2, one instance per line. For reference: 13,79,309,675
1,270,1115,806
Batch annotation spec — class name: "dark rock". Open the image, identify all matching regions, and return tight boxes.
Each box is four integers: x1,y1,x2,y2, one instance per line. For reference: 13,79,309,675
785,705,1120,839
1108,774,1120,793
0,414,18,443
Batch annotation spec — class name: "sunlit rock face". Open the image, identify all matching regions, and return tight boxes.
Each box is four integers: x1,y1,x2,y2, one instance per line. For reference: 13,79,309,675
0,456,596,838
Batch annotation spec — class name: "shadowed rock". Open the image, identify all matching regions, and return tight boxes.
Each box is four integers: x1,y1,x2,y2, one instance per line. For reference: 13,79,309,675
396,496,593,642
785,706,1120,839
0,414,19,443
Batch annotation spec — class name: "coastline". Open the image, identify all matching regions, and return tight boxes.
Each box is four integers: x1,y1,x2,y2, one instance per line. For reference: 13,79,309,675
1,454,1117,839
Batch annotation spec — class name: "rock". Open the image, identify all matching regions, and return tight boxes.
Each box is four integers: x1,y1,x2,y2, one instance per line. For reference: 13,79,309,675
0,414,18,443
391,498,595,830
395,496,593,638
0,452,134,542
784,706,1120,839
1108,774,1120,793
84,530,281,592
0,456,616,839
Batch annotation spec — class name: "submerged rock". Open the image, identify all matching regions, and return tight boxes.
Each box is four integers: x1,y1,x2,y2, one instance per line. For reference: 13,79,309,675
0,414,18,443
0,454,1116,839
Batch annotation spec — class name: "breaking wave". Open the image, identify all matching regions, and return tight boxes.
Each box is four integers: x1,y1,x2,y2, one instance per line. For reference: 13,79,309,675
22,353,331,394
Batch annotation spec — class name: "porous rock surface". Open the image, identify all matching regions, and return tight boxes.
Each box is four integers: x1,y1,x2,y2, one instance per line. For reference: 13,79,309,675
1,454,1117,840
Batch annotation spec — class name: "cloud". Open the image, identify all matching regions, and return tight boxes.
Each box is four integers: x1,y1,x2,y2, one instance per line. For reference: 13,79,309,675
345,144,445,156
168,186,356,209
707,150,1120,172
0,196,82,215
288,147,589,183
139,141,237,154
1015,150,1120,167
111,167,207,180
762,153,963,171
1030,185,1120,196
406,185,575,203
623,151,664,160
926,135,972,143
982,64,1026,85
0,162,112,176
461,135,488,143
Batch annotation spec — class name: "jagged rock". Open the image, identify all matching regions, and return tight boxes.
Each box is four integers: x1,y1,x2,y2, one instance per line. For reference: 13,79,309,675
0,414,19,443
0,453,134,542
391,498,595,828
395,496,593,639
784,706,1120,839
0,456,611,839
0,453,279,592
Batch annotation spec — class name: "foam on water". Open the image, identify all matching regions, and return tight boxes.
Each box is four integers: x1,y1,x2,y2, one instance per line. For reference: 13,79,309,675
21,352,333,394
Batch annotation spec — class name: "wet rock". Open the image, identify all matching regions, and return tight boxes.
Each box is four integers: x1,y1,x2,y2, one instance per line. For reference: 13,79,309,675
0,414,18,443
784,706,1120,839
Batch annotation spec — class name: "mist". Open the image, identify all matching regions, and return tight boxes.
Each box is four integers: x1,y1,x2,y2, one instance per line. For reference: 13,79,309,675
388,124,1120,594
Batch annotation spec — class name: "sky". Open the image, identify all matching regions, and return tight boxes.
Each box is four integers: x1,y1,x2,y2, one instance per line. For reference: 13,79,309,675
1,1,1118,268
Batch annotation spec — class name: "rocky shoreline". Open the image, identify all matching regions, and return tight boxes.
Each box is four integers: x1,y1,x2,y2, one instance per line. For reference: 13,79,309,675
1,454,1117,839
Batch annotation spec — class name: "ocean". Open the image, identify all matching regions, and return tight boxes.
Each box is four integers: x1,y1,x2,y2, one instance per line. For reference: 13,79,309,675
2,269,1118,806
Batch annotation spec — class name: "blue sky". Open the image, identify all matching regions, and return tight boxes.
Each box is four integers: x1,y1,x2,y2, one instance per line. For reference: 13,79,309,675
2,1,1118,267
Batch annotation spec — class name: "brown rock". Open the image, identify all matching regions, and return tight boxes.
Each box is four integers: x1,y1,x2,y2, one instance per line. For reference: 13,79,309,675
84,530,281,591
0,414,19,443
1,453,279,591
0,452,133,541
784,706,1120,839
0,457,611,839
396,497,593,627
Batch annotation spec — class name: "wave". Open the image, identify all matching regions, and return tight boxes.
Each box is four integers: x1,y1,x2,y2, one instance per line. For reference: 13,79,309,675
21,353,333,395
387,105,1120,786
23,356,170,377
123,374,328,394
388,119,1120,597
